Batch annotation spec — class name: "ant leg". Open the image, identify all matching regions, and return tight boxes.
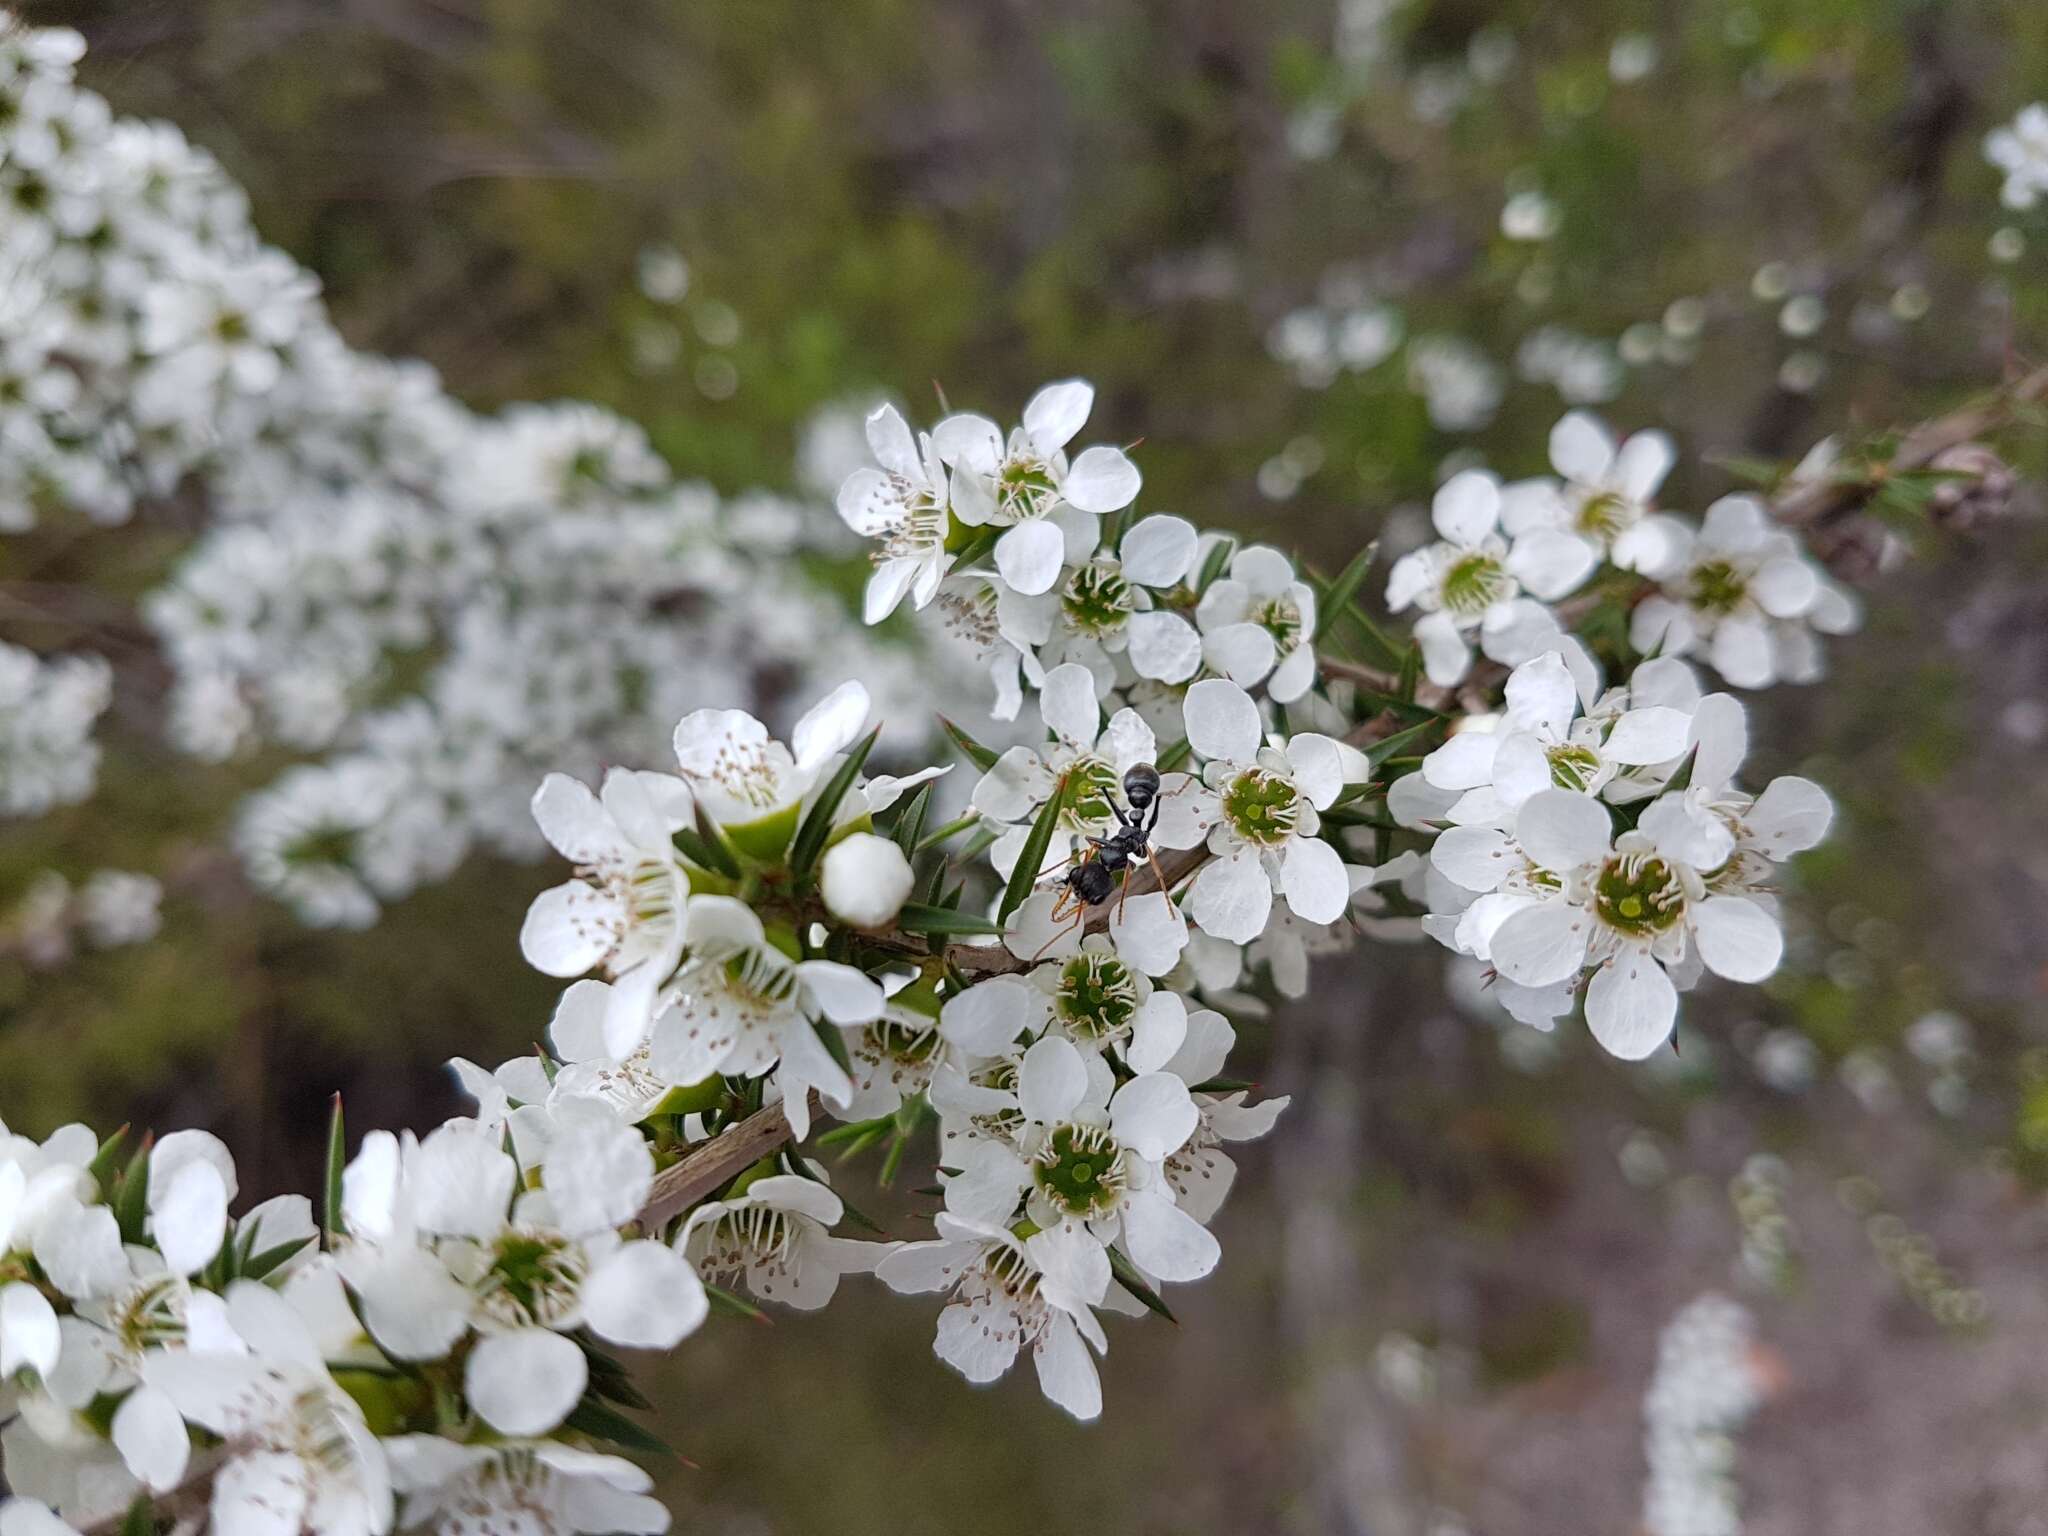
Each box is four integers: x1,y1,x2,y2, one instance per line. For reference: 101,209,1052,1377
1029,905,1085,964
1114,867,1130,927
1143,846,1183,915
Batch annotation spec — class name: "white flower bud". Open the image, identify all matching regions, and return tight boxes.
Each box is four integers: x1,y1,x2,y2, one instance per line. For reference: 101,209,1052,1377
821,832,914,929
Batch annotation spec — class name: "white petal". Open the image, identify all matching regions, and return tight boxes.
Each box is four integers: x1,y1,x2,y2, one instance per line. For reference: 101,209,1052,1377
1200,622,1278,688
1109,1073,1198,1161
1745,775,1833,858
584,1240,707,1349
112,1386,189,1493
1121,1189,1219,1282
1182,679,1261,765
1752,555,1820,618
1020,1036,1089,1124
1268,643,1317,704
1639,796,1735,871
212,1451,309,1536
1710,619,1775,689
940,975,1034,1055
932,412,1003,474
1504,651,1578,738
1689,693,1749,791
1421,729,1502,792
795,960,886,1024
548,978,613,1062
1280,837,1349,925
1431,469,1502,545
1031,1314,1103,1421
1414,609,1472,689
1039,662,1101,747
935,1298,1021,1384
344,1246,471,1362
1602,706,1693,765
1550,411,1617,482
1124,991,1188,1074
1431,825,1515,892
411,1125,518,1239
1119,515,1198,586
530,774,625,866
519,882,615,978
465,1329,588,1437
1693,896,1783,982
152,1162,228,1277
792,681,871,771
863,557,921,624
995,520,1067,596
1106,892,1189,978
1614,429,1676,500
1126,611,1202,684
864,402,920,478
1585,951,1677,1059
1490,899,1592,987
1189,848,1273,944
1022,379,1094,455
0,1283,59,1378
544,1114,653,1233
1507,528,1597,600
1284,733,1345,809
1062,445,1142,514
1514,788,1612,872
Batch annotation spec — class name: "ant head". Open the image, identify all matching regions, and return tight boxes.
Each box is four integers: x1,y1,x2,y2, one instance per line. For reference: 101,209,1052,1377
1122,762,1160,809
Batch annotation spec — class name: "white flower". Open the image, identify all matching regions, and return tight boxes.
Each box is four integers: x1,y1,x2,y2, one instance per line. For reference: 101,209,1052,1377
1151,679,1349,942
972,662,1157,881
821,832,915,929
876,1212,1111,1421
938,1034,1217,1284
1193,544,1321,700
935,380,1142,597
1504,410,1689,578
646,895,884,1139
679,1172,879,1310
139,1276,394,1536
1459,789,1786,1058
518,768,695,1057
1385,470,1596,688
1419,651,1693,826
1000,939,1191,1072
992,513,1203,690
1629,495,1859,689
146,1129,237,1278
384,1437,669,1536
670,680,870,845
1986,103,2048,211
836,404,958,623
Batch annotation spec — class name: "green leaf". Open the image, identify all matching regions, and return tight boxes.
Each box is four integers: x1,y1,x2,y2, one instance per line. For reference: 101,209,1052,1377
788,724,882,878
1194,536,1235,592
786,1148,886,1233
1363,715,1445,774
1396,645,1422,703
563,1399,675,1459
915,811,983,851
118,1494,156,1536
86,1125,131,1192
950,525,1001,570
704,1281,771,1322
673,801,740,878
1661,744,1701,795
811,1014,855,1080
891,781,933,856
893,902,1005,937
1311,541,1380,644
242,1234,317,1283
112,1136,151,1247
1155,736,1192,774
323,1095,347,1249
937,715,1001,772
998,775,1070,924
815,1113,896,1147
1107,1246,1179,1324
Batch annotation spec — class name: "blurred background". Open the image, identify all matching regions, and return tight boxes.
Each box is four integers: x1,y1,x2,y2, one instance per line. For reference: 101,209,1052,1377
9,0,2048,1530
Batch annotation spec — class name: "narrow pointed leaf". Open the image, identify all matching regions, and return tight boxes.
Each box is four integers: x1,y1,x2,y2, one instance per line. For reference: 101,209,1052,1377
891,781,933,856
789,724,882,878
998,775,1070,924
323,1095,347,1249
1311,540,1380,644
1107,1246,1179,1325
937,716,1001,772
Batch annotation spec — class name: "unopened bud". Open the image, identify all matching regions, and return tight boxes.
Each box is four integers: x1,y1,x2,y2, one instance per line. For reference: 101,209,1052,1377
821,833,914,930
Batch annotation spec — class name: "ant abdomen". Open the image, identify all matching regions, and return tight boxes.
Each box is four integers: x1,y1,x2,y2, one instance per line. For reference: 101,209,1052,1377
1122,762,1160,810
1068,860,1116,906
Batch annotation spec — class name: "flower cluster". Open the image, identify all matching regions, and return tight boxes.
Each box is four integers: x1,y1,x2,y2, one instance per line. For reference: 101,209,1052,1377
0,18,974,928
1641,1294,1768,1536
1986,103,2048,212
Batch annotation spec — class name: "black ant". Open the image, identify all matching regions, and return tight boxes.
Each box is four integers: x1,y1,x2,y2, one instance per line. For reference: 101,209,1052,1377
1035,763,1177,957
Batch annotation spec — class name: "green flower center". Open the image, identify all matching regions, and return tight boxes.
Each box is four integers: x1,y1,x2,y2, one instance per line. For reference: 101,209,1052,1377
1062,756,1124,833
283,824,358,870
1054,953,1140,1043
1440,552,1511,619
1689,559,1749,616
1221,768,1301,846
1548,744,1603,792
477,1231,587,1328
982,1240,1043,1303
1032,1123,1128,1218
1595,855,1684,936
1577,490,1634,540
997,458,1059,522
1255,594,1304,652
1061,560,1134,636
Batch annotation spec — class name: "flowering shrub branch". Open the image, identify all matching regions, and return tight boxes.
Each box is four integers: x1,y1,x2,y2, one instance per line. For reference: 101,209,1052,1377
2,16,2042,1536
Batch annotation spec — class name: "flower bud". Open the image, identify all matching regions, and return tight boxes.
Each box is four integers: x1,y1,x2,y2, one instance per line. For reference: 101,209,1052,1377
821,833,914,929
